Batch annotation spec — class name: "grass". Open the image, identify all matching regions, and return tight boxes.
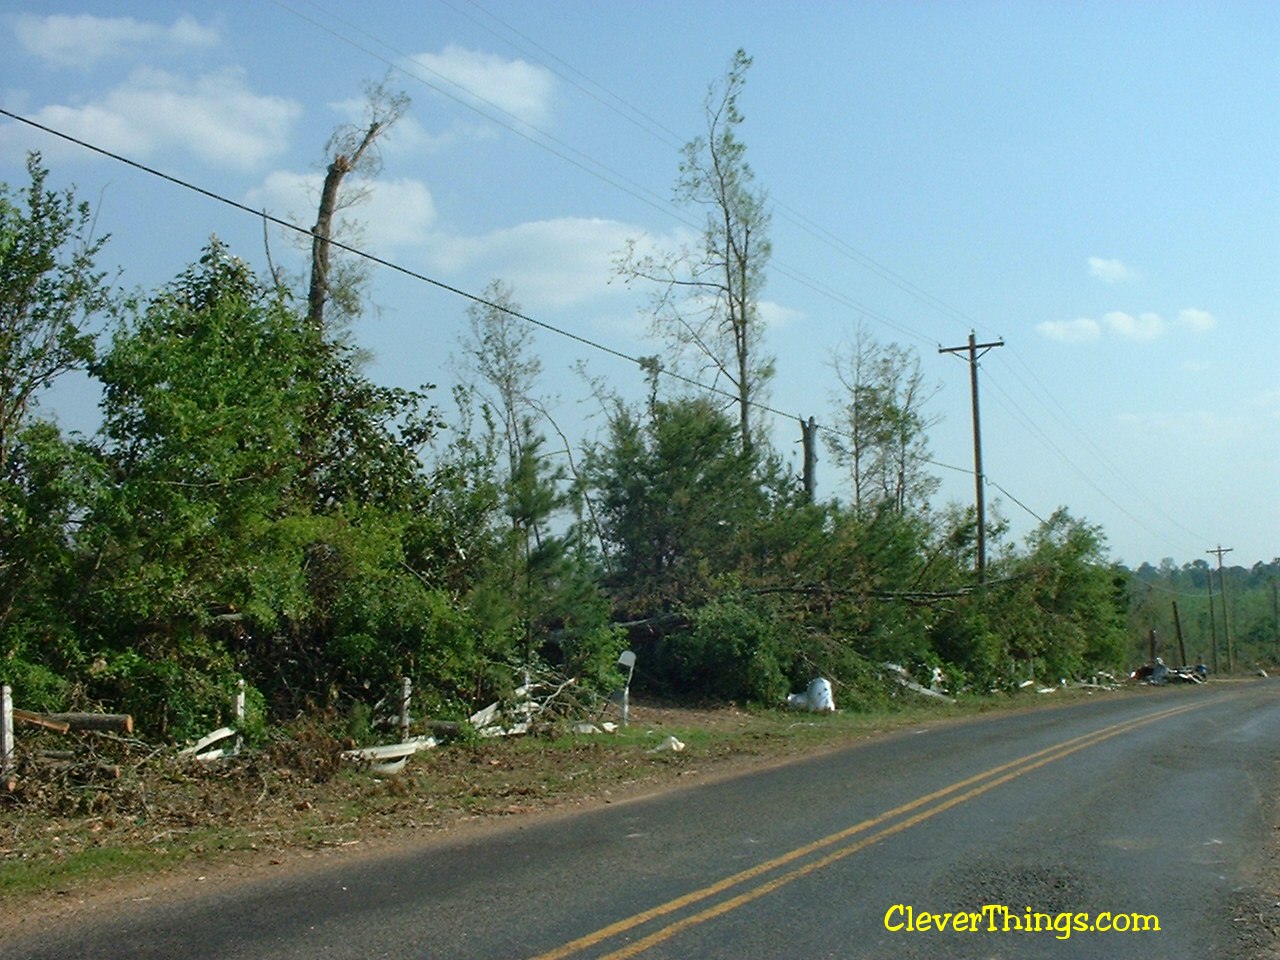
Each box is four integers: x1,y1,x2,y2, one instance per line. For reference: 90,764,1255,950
0,687,1112,911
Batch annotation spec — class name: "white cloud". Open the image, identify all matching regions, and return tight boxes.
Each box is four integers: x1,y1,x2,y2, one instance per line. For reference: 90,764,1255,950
14,14,219,68
1103,311,1165,341
1040,306,1219,345
2,68,299,170
247,172,438,252
1087,256,1133,283
1036,317,1102,342
429,217,635,310
409,46,554,127
1177,307,1216,332
758,301,804,329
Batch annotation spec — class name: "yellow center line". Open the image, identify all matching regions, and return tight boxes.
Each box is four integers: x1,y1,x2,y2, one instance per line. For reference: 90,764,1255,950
528,698,1210,960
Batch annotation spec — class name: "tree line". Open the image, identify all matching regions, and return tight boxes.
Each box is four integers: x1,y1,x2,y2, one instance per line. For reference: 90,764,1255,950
0,58,1221,740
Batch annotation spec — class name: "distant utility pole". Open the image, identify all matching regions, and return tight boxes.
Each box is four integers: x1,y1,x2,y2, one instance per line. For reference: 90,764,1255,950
1207,574,1219,673
939,332,1004,583
1207,545,1234,672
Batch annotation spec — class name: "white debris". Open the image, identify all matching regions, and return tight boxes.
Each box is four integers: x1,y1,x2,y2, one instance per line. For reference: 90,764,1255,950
882,663,957,704
650,735,685,753
786,677,836,712
341,735,439,776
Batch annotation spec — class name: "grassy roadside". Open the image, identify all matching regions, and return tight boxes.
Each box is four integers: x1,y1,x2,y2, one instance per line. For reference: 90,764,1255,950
0,687,1125,913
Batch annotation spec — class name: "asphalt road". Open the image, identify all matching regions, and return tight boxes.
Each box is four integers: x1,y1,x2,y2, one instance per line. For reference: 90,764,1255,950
4,681,1277,960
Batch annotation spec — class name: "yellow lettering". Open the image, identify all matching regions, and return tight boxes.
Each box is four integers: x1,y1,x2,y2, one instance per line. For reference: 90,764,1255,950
884,904,905,932
1053,912,1073,941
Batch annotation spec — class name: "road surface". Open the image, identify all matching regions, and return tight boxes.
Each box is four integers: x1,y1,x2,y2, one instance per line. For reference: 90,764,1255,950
3,680,1276,959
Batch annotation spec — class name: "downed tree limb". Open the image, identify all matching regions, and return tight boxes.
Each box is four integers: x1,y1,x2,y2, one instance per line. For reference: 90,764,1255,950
179,726,236,758
12,709,71,734
43,713,133,735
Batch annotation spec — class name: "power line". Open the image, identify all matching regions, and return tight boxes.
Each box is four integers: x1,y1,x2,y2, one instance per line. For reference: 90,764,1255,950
980,367,1206,556
989,348,1208,550
443,0,687,149
267,0,1205,561
1,106,977,484
272,0,956,350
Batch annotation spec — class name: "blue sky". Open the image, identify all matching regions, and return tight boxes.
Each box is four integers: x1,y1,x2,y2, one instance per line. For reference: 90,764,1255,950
1,1,1276,568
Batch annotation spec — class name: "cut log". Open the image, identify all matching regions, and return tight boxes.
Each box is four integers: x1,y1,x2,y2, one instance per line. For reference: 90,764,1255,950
43,713,133,735
12,709,71,734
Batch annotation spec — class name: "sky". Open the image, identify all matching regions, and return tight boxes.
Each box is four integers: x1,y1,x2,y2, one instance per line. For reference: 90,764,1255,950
1,1,1277,569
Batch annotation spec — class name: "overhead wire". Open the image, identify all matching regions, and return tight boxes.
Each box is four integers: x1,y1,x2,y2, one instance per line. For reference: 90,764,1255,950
444,0,688,150
404,1,1212,549
1,107,976,483
988,348,1209,547
272,0,954,350
979,367,1197,545
1,0,1170,548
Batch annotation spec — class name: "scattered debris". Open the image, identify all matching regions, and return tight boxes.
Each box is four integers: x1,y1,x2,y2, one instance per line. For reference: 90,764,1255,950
786,678,836,712
882,663,957,704
1128,657,1206,685
341,736,439,777
179,727,238,762
650,735,685,753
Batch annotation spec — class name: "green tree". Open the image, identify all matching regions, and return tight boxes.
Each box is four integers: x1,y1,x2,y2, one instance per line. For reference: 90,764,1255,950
0,421,104,708
990,509,1127,681
587,395,764,615
617,49,773,454
827,325,940,515
0,152,113,471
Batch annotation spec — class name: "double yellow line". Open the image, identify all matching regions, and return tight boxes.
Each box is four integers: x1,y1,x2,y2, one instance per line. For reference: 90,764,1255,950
529,698,1210,960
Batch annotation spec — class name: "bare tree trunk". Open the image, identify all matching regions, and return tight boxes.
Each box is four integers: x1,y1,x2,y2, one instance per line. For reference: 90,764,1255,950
307,121,382,331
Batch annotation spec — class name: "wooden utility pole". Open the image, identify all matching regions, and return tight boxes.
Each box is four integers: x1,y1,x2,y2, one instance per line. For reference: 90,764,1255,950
1172,600,1188,667
1207,545,1234,672
939,332,1004,583
1207,575,1219,673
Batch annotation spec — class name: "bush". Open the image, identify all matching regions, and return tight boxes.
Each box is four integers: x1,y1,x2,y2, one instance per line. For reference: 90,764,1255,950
667,595,790,704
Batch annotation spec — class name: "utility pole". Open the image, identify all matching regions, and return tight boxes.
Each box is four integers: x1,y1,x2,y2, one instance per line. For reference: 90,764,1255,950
1207,545,1234,672
1271,575,1278,660
1207,574,1219,673
939,332,1004,583
1172,600,1188,667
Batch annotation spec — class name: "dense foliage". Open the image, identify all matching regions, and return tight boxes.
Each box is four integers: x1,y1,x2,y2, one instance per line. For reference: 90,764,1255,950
3,153,1267,742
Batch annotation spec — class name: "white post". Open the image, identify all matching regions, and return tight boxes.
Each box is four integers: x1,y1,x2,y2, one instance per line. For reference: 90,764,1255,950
1,685,14,789
617,652,637,727
234,679,246,754
400,676,412,740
